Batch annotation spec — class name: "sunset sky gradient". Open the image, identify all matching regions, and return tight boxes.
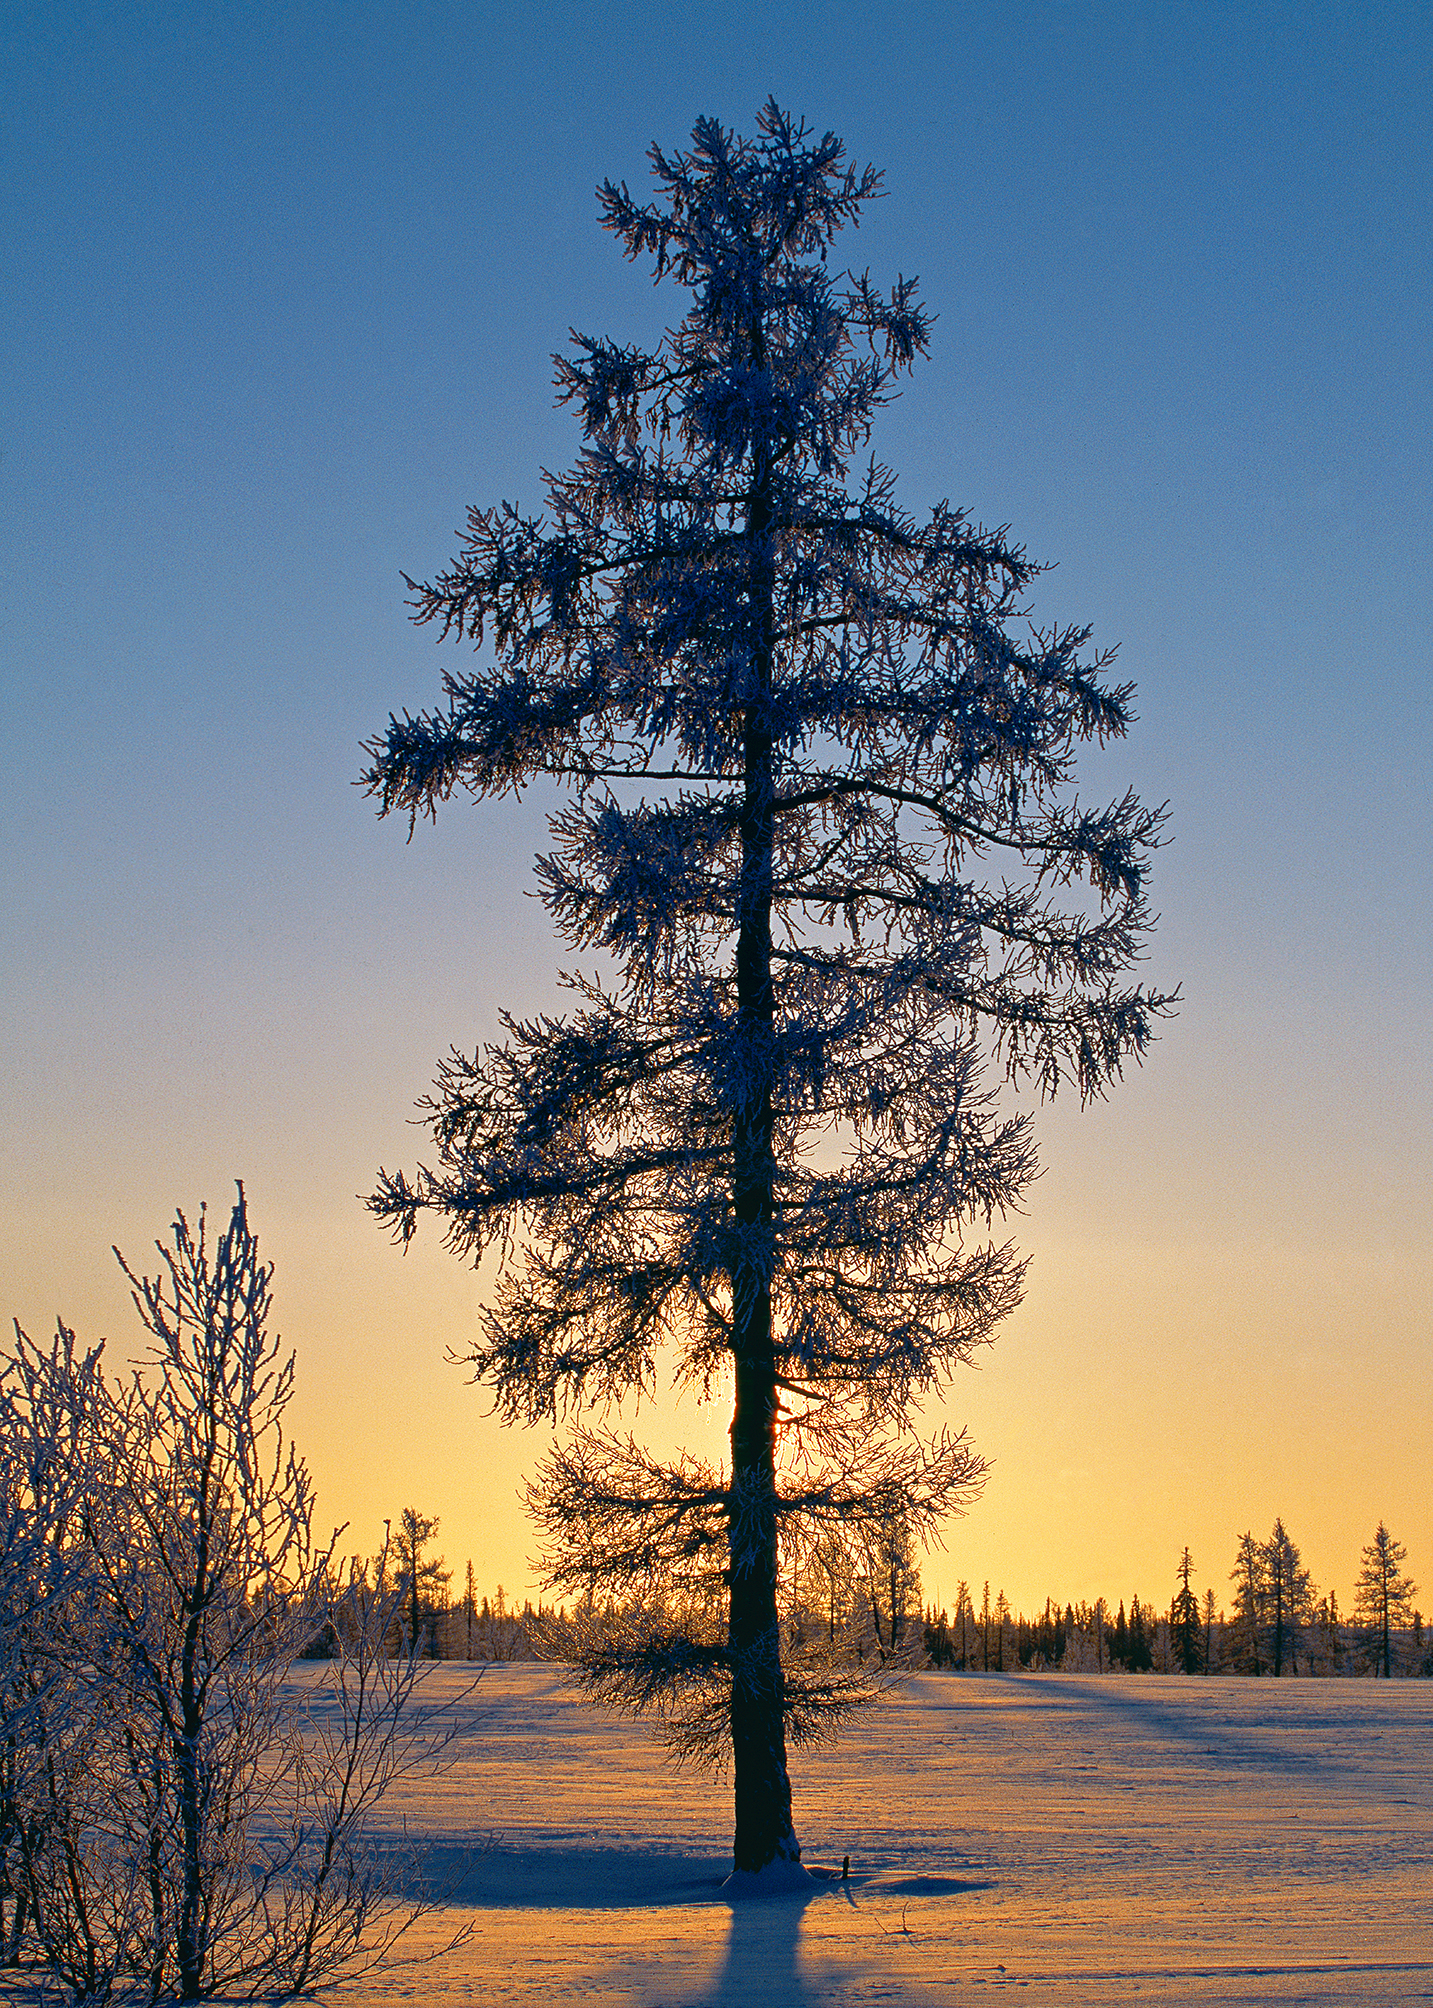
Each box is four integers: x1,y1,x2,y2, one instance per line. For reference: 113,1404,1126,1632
2,0,1429,1620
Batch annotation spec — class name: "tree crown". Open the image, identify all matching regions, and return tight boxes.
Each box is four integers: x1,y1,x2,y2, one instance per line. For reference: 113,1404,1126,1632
362,106,1171,1430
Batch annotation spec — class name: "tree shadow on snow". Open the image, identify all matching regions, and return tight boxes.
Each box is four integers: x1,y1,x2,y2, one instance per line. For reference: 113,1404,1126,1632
699,1865,993,2006
393,1841,994,1915
384,1839,744,1909
704,1889,814,2006
1026,1676,1331,1774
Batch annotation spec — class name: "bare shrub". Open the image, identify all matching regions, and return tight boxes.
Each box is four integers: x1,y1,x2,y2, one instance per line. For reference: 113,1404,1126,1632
2,1189,471,2002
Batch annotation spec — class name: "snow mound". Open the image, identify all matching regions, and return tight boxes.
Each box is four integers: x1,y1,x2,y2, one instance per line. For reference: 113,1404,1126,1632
720,1856,818,1900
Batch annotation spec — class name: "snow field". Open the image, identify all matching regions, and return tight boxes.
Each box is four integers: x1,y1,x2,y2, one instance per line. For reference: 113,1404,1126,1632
302,1666,1433,2005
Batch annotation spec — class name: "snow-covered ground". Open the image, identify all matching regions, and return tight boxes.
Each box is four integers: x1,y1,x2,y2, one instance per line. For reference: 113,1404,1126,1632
319,1667,1433,2004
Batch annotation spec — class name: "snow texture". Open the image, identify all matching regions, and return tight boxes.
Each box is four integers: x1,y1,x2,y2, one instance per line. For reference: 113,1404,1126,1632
258,1662,1433,2005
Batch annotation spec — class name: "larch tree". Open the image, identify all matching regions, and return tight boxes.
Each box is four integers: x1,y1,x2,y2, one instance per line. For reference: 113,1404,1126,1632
393,1508,450,1657
1260,1518,1314,1677
1202,1587,1219,1674
953,1582,973,1671
993,1590,1012,1673
1229,1531,1267,1676
362,103,1170,1879
1171,1547,1203,1675
1354,1522,1417,1679
1320,1589,1343,1675
463,1560,478,1658
1124,1595,1153,1672
803,1530,854,1645
862,1513,921,1661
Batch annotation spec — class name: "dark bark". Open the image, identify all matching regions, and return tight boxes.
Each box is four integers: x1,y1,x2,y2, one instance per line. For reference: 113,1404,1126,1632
727,454,799,1874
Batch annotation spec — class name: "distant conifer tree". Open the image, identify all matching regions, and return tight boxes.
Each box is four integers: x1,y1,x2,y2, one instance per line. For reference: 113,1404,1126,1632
1355,1523,1417,1678
1126,1596,1153,1672
994,1590,1011,1672
954,1581,973,1670
1260,1519,1315,1676
923,1607,954,1668
1229,1532,1267,1676
392,1508,450,1658
1202,1588,1219,1674
1171,1548,1204,1675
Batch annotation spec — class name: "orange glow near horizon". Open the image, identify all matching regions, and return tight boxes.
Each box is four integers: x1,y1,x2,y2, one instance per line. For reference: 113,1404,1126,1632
2,5,1429,1654
7,1086,1426,1631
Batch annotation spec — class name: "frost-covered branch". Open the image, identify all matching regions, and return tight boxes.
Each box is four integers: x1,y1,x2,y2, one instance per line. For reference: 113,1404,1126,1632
0,1193,464,2000
364,100,1173,1869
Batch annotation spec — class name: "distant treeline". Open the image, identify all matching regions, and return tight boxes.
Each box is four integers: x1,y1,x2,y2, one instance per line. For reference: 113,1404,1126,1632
313,1512,1429,1680
913,1520,1427,1680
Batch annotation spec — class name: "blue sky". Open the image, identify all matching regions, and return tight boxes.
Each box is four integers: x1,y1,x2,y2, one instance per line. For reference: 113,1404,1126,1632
2,0,1429,1612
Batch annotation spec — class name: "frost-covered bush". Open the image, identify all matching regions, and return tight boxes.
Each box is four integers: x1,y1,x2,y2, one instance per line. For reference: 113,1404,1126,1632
1,1191,458,2003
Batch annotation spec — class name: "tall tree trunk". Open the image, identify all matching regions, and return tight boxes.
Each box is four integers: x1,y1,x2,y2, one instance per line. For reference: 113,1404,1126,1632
727,453,799,1875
